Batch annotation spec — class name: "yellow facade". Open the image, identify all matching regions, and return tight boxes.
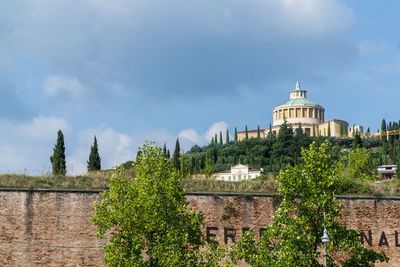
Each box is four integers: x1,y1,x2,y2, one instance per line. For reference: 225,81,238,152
238,82,350,139
237,130,266,141
318,120,349,137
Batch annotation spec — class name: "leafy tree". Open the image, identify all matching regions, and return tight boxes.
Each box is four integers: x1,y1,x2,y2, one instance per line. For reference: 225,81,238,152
173,138,181,171
92,143,221,266
257,125,261,139
342,147,377,179
50,130,67,175
219,131,223,145
226,129,230,144
233,141,388,266
87,136,101,172
234,127,238,142
245,125,249,140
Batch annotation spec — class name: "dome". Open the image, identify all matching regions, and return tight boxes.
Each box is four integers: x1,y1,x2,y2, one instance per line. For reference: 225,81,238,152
271,82,325,129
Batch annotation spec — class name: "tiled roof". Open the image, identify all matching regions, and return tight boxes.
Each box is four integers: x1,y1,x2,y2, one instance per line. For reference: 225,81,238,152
276,98,317,108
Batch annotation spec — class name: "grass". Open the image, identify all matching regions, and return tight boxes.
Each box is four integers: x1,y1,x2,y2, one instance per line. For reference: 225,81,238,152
1,172,400,197
0,172,109,190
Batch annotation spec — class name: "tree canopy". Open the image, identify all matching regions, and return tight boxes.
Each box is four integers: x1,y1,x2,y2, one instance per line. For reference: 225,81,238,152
233,141,387,266
92,143,224,266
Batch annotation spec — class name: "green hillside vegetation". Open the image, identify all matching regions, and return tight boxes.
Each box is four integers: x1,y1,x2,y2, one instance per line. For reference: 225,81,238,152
2,119,400,196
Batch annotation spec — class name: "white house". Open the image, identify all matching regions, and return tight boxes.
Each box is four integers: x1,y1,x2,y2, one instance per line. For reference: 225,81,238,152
214,164,261,182
377,165,397,179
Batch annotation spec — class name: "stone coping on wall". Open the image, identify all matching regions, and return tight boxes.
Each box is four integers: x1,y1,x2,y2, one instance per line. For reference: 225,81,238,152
1,188,400,201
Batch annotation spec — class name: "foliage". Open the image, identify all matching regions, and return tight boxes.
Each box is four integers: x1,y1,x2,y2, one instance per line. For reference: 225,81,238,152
353,132,362,148
234,127,238,142
87,136,101,172
339,148,377,179
173,138,181,171
92,143,223,266
50,130,67,175
232,141,388,266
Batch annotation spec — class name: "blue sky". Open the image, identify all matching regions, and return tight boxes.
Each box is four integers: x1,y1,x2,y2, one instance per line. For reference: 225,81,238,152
1,0,400,174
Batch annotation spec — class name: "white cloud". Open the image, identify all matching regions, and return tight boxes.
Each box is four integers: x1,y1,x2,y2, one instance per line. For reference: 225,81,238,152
178,129,201,144
0,116,71,174
205,121,229,141
68,126,136,174
44,75,89,100
19,116,71,141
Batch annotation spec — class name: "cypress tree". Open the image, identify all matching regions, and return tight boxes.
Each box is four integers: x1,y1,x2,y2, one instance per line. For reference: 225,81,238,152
257,125,261,139
219,131,223,145
245,125,249,140
214,133,218,145
226,129,230,144
327,121,331,137
353,131,362,148
272,121,295,166
267,123,274,139
50,130,67,175
172,138,181,171
211,137,214,145
234,127,238,142
163,143,167,157
87,136,101,172
166,149,170,159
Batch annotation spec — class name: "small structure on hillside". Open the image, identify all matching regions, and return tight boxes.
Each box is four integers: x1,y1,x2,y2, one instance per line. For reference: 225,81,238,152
377,165,397,179
214,164,261,182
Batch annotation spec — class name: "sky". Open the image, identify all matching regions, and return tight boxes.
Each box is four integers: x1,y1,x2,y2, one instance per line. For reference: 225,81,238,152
1,0,400,174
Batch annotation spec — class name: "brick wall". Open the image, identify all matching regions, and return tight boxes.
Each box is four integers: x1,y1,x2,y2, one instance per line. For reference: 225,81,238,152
0,190,399,266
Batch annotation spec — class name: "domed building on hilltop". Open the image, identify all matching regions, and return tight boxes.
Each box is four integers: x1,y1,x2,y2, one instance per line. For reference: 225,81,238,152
270,82,325,136
237,82,349,140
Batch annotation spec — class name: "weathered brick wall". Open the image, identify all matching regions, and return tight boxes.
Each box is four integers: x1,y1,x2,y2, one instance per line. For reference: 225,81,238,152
0,189,105,267
0,190,399,266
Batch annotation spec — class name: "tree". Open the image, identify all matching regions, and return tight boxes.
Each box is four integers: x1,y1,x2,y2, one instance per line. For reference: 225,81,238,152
245,125,249,140
226,129,230,144
327,121,331,137
353,132,362,148
173,138,181,171
271,121,295,165
163,143,167,157
234,127,238,142
87,136,101,172
267,123,274,139
340,123,345,137
343,147,377,179
214,133,218,144
92,143,217,266
50,130,66,175
219,131,223,145
233,141,388,266
257,125,261,139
